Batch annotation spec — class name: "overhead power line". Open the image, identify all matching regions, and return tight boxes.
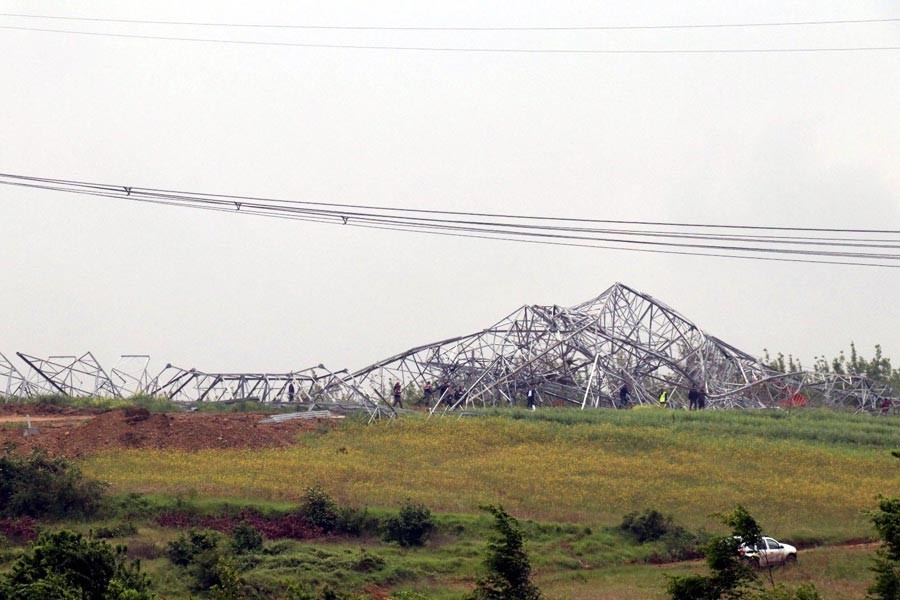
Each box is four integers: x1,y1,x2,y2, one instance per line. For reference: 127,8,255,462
2,25,900,54
2,173,900,269
2,12,898,31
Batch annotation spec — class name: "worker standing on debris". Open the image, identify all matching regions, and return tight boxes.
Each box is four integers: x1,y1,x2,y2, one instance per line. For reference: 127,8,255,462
393,381,403,408
454,384,464,406
619,383,631,408
423,381,433,407
288,381,296,403
688,385,699,410
658,389,668,408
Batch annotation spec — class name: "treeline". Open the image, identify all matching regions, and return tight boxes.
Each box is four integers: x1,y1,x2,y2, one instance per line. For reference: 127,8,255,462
763,343,900,387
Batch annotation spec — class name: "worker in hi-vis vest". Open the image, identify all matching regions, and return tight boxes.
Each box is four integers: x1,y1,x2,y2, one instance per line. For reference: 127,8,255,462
658,389,668,407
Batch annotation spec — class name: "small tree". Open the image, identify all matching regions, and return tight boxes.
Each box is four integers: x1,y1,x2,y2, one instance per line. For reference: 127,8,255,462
298,485,339,534
667,505,762,600
231,521,263,554
470,505,542,600
869,496,900,599
0,449,106,519
3,529,154,599
383,500,435,547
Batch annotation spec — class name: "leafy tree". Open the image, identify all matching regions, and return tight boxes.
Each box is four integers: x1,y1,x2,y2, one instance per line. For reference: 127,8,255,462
667,505,762,600
2,529,154,599
383,500,435,547
0,449,106,519
167,528,220,566
621,508,679,543
869,496,900,599
298,485,339,533
470,505,542,600
231,521,263,554
766,343,900,388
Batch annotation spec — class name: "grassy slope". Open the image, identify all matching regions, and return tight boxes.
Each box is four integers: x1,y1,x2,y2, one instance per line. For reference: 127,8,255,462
83,408,900,542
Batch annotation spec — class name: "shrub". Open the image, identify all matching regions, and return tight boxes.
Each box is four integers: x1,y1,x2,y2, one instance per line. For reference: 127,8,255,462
2,529,154,599
869,496,900,600
352,550,386,573
621,508,678,543
167,529,221,567
298,486,340,534
470,504,542,600
231,521,263,554
94,522,138,539
336,506,379,537
0,449,106,519
383,500,435,547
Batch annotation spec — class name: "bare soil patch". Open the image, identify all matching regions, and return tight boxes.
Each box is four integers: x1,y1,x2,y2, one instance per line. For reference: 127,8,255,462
0,405,326,458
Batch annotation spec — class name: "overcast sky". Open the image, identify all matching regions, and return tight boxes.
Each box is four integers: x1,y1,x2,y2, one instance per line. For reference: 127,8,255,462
1,1,898,377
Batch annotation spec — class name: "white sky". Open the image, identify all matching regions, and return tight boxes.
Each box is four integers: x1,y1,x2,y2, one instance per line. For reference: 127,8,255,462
1,1,899,375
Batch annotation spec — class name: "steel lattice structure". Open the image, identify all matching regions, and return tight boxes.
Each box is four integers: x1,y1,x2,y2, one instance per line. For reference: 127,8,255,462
1,283,896,414
346,283,803,411
148,364,390,420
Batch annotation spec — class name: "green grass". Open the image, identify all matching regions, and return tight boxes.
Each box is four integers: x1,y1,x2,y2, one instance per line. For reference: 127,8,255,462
83,409,899,543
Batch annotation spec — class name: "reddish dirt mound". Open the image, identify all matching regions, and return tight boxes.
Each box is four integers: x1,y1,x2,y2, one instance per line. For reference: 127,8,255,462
0,407,328,458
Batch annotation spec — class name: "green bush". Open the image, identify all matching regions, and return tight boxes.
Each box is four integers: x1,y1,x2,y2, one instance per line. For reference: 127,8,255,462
336,506,379,536
1,529,154,599
470,505,542,600
869,496,900,600
167,529,221,567
621,508,678,543
383,500,435,547
94,521,138,539
231,521,263,554
0,449,106,519
298,486,339,534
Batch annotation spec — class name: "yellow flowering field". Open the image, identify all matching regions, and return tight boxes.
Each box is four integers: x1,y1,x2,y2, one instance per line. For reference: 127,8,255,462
81,410,899,540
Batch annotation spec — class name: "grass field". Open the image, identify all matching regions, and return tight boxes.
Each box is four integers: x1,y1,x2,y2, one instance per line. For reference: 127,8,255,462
83,408,900,542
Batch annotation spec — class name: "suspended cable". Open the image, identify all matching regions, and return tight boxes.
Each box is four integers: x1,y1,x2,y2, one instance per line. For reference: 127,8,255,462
2,174,900,268
6,172,900,235
2,12,898,31
2,25,900,54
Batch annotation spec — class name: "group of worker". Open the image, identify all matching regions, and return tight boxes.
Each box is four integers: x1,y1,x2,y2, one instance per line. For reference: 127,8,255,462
391,380,467,409
393,379,711,410
619,383,708,409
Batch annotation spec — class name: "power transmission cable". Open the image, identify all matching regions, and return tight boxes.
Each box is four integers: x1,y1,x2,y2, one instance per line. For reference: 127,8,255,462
2,25,900,54
17,182,892,269
2,174,899,268
2,12,898,31
6,173,900,235
5,175,900,254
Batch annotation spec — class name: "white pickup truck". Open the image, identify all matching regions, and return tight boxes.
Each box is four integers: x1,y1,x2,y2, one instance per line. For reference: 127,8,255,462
739,536,798,567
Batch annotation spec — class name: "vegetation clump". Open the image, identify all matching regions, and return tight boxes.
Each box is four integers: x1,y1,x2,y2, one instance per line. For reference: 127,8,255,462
869,496,900,599
0,448,106,520
0,529,154,599
231,521,263,554
621,508,682,543
298,485,340,534
471,504,542,600
383,500,435,547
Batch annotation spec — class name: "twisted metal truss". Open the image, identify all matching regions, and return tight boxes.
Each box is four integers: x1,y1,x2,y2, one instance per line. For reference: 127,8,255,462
344,283,895,413
16,351,122,398
1,283,896,414
1,351,44,400
148,364,390,420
